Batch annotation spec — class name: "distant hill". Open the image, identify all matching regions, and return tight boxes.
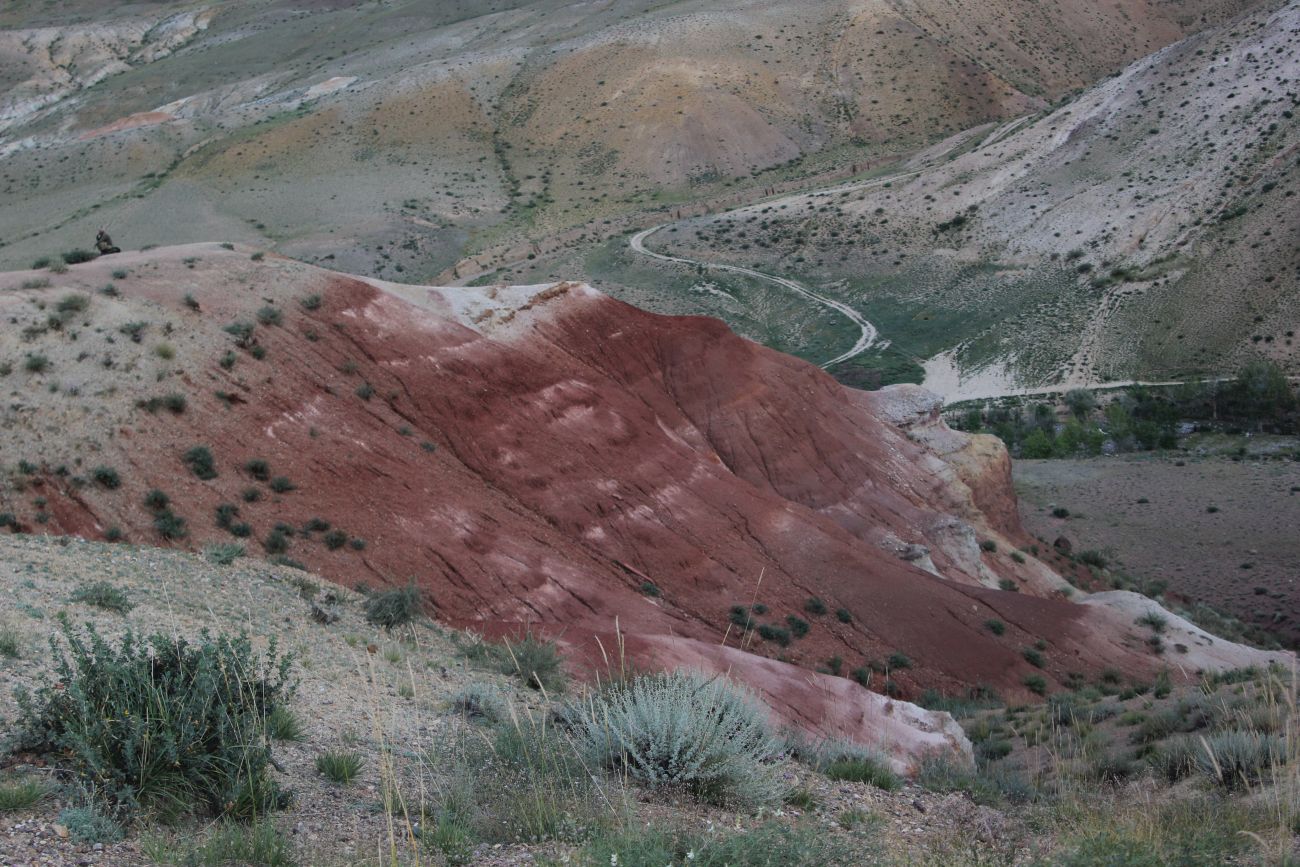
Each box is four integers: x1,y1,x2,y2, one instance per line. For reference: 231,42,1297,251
0,0,1269,282
647,1,1300,392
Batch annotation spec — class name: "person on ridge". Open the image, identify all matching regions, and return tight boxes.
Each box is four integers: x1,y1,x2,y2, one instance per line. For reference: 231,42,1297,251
95,229,120,255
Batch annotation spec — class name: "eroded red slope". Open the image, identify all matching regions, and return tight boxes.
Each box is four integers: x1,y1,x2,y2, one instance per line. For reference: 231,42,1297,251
3,245,1290,763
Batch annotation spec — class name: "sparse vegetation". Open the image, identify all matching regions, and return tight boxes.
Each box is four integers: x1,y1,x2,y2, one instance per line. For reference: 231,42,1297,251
70,581,134,614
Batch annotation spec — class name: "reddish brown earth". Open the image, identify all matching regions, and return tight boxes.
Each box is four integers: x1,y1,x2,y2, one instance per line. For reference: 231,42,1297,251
0,245,1290,761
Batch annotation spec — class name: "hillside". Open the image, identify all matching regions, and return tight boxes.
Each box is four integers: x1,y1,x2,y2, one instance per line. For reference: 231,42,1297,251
0,0,1270,284
1,534,1294,865
642,0,1300,394
0,246,1290,761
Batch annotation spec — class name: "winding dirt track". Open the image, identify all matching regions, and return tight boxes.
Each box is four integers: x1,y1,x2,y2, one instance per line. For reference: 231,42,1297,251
628,225,877,369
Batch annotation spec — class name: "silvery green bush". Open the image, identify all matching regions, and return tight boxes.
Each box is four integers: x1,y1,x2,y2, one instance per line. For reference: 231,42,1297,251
573,671,783,807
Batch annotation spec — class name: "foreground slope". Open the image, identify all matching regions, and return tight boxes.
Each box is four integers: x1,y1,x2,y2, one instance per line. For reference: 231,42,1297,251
0,246,1290,760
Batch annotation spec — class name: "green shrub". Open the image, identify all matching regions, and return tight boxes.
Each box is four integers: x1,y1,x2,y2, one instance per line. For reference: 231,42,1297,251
0,624,21,658
322,529,347,550
255,306,282,326
183,446,218,480
1023,647,1045,668
244,459,270,481
501,633,566,692
977,739,1013,761
204,543,245,566
163,393,186,413
70,581,134,614
91,465,121,489
835,608,852,623
757,624,790,646
804,597,827,616
786,615,810,638
265,706,305,742
268,476,295,493
299,294,322,311
62,249,97,264
984,619,1006,635
144,489,170,511
1137,612,1168,633
154,509,187,540
639,580,660,597
915,754,1035,806
315,751,362,784
979,539,998,553
224,322,255,348
1023,674,1048,695
887,652,912,670
57,806,122,843
573,671,782,808
824,755,901,790
14,622,294,819
0,777,47,812
364,584,422,630
24,353,50,373
1078,550,1108,569
146,820,295,867
355,383,375,400
262,529,290,555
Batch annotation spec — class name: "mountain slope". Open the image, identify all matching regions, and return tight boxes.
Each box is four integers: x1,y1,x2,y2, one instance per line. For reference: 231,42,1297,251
646,0,1300,394
0,0,1271,282
1,245,1289,759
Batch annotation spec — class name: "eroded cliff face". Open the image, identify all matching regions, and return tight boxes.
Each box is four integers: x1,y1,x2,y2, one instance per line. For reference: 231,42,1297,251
1,245,1290,767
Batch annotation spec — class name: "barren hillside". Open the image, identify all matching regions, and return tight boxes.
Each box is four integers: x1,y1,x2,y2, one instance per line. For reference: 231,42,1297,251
648,0,1300,393
0,0,1269,283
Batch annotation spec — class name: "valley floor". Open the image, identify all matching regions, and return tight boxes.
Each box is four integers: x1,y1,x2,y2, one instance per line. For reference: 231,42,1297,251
1015,444,1300,649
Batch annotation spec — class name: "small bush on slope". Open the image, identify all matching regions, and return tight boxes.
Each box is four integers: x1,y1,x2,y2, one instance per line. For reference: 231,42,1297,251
13,622,295,820
364,583,422,630
573,671,783,808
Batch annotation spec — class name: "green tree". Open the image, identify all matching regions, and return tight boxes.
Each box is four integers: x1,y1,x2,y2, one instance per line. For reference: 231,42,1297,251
1021,428,1055,458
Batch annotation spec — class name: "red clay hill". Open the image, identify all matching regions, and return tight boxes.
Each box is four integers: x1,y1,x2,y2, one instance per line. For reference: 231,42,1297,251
1,244,1290,767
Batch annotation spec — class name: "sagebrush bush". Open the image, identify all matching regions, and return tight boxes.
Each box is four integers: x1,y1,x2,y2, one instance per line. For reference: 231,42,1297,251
1196,730,1282,791
58,806,123,843
450,683,508,724
364,583,422,630
573,671,782,807
14,622,295,819
0,623,23,658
